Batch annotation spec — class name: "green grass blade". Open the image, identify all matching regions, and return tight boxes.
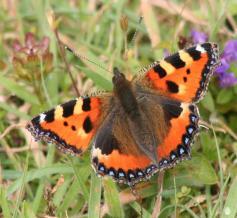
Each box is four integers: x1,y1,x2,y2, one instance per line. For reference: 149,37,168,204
103,178,124,218
22,201,37,218
212,124,224,213
7,164,75,195
75,65,112,91
57,163,91,213
12,147,30,218
32,180,45,213
0,75,39,105
57,177,84,213
212,175,230,217
129,201,151,218
88,173,102,218
53,176,72,207
0,187,12,218
70,160,91,200
0,102,30,119
222,176,237,218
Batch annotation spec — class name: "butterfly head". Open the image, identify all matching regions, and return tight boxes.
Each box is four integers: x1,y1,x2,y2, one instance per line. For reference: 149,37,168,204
112,67,127,86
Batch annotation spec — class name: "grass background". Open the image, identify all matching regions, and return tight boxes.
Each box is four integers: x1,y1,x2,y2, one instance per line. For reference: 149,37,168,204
0,0,237,217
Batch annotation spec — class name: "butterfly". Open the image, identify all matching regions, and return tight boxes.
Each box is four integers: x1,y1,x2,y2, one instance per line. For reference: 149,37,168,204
26,42,220,186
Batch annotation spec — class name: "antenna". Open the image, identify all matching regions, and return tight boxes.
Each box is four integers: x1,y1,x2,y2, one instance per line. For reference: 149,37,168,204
64,16,143,74
64,44,112,74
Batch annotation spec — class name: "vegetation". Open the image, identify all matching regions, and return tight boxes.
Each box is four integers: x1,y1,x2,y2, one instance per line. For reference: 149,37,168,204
0,0,237,217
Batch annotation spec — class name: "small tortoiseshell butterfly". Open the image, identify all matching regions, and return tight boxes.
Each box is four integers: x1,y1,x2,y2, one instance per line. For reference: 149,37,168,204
27,43,220,186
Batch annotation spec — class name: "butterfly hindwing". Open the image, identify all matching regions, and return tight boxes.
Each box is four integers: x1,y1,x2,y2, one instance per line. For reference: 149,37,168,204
157,102,199,168
27,96,110,155
140,43,219,103
91,93,199,185
91,110,154,184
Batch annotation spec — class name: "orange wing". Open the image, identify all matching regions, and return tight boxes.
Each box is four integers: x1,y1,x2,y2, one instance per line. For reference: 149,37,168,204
91,102,199,185
26,96,110,155
140,43,219,103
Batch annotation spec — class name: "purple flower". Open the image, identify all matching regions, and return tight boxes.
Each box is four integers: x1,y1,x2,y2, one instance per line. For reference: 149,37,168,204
13,32,50,56
214,39,237,88
218,72,237,88
163,48,170,58
12,32,53,82
221,40,237,62
215,59,229,75
189,30,237,88
215,59,237,87
190,29,208,44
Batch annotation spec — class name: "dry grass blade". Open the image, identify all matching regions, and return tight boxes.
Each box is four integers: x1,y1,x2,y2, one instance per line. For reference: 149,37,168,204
46,10,80,97
152,171,164,218
140,0,160,47
199,120,227,134
149,0,207,26
0,122,26,140
210,118,237,141
100,188,139,216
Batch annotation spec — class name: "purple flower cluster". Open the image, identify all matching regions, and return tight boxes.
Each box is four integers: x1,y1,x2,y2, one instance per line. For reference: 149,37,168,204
12,32,53,82
191,30,237,88
215,40,237,88
191,29,208,44
13,32,50,56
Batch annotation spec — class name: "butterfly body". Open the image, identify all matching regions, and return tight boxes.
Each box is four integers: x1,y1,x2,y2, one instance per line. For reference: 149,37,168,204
112,67,160,164
27,43,220,185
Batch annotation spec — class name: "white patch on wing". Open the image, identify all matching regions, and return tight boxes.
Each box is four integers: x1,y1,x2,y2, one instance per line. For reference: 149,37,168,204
39,113,46,123
91,147,102,158
196,44,206,53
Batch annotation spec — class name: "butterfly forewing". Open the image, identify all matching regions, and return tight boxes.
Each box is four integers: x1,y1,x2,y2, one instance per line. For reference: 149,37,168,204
27,96,111,155
139,43,219,103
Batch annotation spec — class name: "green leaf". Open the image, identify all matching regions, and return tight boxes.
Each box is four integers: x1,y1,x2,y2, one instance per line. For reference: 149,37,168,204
222,176,237,218
7,164,75,195
129,202,151,218
217,89,233,105
228,1,237,14
200,132,217,161
2,170,22,180
45,71,59,105
201,92,215,112
184,155,218,185
88,173,102,218
0,102,30,119
0,75,39,105
103,178,124,218
77,66,112,91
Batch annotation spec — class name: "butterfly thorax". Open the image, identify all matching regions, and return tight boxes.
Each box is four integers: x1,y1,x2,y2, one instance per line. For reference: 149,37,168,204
112,68,159,164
